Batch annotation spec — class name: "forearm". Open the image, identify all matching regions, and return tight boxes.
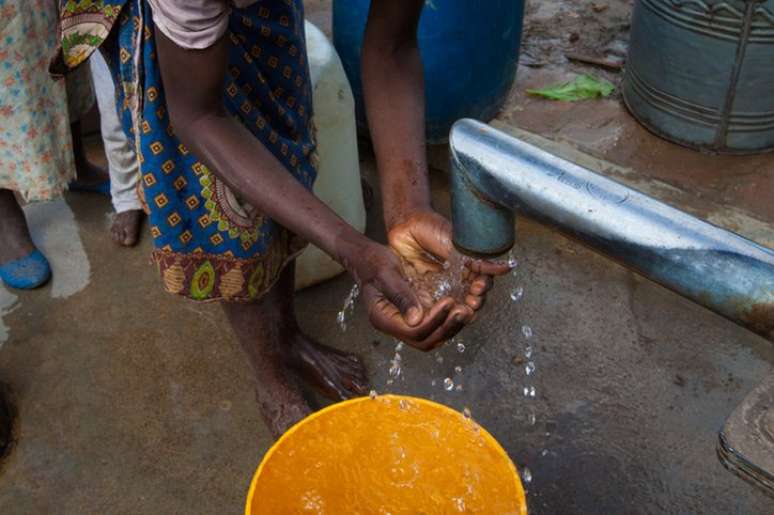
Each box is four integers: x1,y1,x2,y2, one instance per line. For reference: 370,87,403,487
176,111,367,268
361,6,431,229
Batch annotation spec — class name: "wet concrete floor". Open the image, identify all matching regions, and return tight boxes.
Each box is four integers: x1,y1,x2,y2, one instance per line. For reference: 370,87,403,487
2,0,774,512
0,156,772,513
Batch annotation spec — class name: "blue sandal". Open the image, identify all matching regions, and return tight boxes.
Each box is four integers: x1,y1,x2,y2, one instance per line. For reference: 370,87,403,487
0,249,51,289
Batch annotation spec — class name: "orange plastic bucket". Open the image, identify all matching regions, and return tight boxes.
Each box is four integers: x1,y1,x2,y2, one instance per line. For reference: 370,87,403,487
246,394,527,514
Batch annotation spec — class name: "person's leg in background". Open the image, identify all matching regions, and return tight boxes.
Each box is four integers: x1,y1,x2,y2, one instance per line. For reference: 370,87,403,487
89,52,144,246
67,63,109,192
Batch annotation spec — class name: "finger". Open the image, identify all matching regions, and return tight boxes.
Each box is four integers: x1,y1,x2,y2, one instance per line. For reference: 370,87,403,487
378,269,424,326
450,303,476,325
469,275,493,296
467,258,512,276
465,293,484,311
368,294,454,345
414,305,474,349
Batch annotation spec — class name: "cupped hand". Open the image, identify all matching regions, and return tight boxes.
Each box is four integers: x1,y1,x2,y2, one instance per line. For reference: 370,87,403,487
388,210,512,320
346,240,471,351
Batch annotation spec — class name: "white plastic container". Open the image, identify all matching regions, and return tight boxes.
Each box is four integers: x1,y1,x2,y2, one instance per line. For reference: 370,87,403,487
295,21,366,290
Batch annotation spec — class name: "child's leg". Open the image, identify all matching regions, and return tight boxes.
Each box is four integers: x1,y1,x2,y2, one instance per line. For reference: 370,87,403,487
278,264,369,401
223,261,369,437
223,266,310,439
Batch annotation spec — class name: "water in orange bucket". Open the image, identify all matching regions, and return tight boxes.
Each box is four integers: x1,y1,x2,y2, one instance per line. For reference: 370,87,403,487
246,394,527,514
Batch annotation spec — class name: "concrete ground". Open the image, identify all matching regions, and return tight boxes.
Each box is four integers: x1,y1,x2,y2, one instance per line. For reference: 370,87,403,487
2,0,773,513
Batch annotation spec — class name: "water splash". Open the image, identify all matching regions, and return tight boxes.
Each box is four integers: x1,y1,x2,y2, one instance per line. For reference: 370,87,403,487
443,377,454,391
337,283,360,332
369,390,378,399
388,352,402,380
405,248,470,306
507,250,518,269
509,286,524,302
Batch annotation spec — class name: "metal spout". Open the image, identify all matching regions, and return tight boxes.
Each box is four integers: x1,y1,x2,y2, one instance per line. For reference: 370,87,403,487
449,119,774,341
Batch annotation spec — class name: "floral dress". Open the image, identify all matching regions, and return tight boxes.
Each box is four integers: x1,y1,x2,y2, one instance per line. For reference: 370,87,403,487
0,0,93,201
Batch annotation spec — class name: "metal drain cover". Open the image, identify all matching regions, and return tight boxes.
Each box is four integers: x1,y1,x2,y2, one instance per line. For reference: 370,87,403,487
718,371,774,497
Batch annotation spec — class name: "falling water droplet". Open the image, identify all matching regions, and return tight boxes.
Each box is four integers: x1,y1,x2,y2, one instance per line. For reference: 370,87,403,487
455,384,463,392
463,407,472,419
431,380,436,387
522,467,532,484
399,399,409,410
443,378,454,391
394,341,404,352
454,365,462,374
507,251,518,269
389,353,402,379
336,310,347,332
524,345,533,359
526,410,536,426
541,449,549,457
436,353,444,364
337,283,360,332
510,286,524,302
523,385,536,398
525,361,536,376
456,341,466,353
369,390,377,399
521,325,533,339
453,497,466,512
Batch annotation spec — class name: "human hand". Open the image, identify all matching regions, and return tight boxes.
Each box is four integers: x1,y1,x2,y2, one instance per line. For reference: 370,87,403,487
343,238,471,351
388,210,512,319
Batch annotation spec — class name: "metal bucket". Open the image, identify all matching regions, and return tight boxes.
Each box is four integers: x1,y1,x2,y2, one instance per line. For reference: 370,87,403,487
623,0,774,153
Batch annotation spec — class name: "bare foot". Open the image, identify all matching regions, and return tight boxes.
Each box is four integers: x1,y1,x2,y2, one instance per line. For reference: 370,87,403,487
223,299,312,439
110,210,143,247
0,190,34,265
286,331,369,401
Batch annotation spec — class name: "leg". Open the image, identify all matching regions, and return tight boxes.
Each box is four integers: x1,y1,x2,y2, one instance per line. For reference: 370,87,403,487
0,189,34,265
224,262,369,437
89,53,144,246
0,190,49,289
223,271,311,438
70,120,109,187
277,263,369,400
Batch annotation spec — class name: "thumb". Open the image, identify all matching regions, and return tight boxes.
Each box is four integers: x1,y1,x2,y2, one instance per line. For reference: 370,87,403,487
379,270,424,326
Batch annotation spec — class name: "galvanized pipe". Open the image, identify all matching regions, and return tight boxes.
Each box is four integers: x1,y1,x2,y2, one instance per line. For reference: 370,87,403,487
450,119,774,340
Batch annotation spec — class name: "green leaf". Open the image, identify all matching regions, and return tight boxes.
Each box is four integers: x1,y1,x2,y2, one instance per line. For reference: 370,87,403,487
526,74,615,102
